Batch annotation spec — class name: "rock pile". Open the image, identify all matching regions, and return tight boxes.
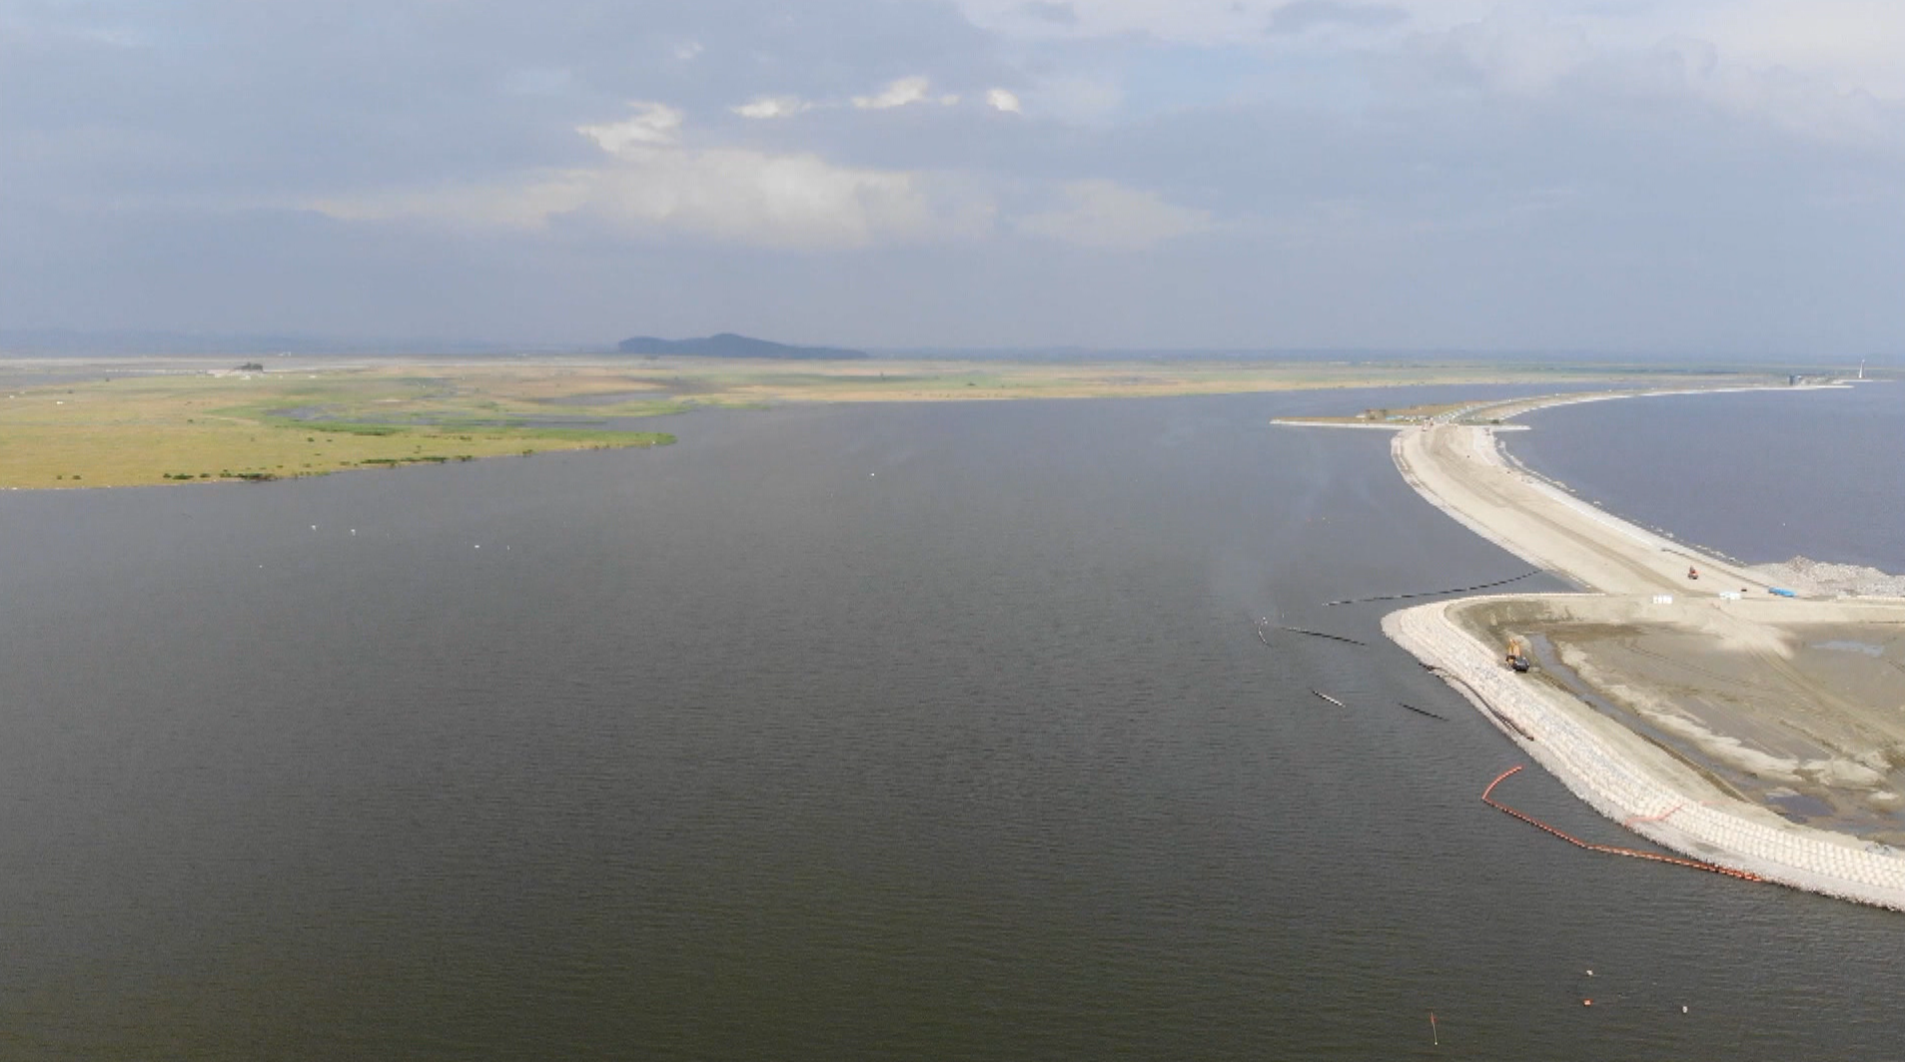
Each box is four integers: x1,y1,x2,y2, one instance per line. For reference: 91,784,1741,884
1750,556,1905,599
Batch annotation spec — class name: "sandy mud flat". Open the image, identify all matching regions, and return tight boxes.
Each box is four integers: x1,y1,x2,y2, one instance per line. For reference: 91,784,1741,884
1373,389,1905,910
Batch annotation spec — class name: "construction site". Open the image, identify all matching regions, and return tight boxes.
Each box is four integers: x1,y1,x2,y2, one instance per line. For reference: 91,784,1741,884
1455,594,1905,843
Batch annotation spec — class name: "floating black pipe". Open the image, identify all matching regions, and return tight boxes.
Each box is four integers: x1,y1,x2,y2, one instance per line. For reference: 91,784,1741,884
1324,569,1541,607
1276,626,1368,647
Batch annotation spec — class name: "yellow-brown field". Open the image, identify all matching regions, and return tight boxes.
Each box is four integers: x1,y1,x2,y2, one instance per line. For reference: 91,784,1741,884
0,363,674,488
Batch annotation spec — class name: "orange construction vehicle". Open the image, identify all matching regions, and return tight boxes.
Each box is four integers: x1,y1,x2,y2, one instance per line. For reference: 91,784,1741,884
1505,635,1532,673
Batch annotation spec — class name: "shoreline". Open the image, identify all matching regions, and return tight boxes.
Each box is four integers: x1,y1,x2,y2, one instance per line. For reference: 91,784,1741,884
0,357,1802,490
1374,384,1905,910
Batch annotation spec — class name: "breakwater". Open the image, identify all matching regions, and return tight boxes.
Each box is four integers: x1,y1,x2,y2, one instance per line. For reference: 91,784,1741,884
1377,386,1905,912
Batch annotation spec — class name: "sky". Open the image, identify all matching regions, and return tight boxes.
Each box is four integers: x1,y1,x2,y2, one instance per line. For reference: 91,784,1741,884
4,0,1904,354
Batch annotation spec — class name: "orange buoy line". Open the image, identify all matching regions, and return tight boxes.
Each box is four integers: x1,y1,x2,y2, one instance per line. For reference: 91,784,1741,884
1480,766,1764,882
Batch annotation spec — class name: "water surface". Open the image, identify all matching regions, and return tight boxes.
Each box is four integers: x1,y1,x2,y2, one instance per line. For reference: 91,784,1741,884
2,386,1899,1060
1508,384,1905,571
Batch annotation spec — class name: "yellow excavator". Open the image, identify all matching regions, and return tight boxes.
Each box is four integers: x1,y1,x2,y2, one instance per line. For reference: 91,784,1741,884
1505,634,1532,673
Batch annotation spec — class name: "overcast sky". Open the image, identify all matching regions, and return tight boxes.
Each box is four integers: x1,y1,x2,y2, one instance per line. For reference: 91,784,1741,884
4,1,1903,354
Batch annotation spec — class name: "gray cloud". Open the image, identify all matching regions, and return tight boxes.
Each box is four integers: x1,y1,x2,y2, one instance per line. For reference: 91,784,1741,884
4,0,1905,355
0,0,1003,200
1266,1,1407,36
1019,2,1079,26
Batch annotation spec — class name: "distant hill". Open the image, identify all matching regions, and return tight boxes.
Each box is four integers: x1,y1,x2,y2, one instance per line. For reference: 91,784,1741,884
616,333,868,360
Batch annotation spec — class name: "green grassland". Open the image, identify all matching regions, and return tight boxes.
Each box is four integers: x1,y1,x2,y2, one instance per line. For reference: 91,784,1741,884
0,356,1785,489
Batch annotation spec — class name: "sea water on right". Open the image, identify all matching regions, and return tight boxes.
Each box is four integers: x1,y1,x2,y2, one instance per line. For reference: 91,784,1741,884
1506,383,1905,573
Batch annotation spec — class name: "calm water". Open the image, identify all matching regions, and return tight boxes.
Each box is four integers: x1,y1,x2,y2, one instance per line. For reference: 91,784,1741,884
1509,383,1905,571
2,386,1901,1060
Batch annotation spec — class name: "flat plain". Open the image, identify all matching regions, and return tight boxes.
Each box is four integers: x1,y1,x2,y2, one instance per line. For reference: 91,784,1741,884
0,353,1762,489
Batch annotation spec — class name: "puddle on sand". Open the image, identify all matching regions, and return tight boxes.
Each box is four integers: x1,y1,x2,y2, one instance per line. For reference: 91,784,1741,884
1766,790,1836,823
1813,639,1886,657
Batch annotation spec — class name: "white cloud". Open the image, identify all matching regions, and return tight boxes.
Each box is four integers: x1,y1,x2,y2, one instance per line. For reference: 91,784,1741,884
853,76,935,110
311,103,995,250
577,148,991,248
577,102,684,152
732,95,817,119
1017,179,1210,249
985,88,1023,113
735,77,961,119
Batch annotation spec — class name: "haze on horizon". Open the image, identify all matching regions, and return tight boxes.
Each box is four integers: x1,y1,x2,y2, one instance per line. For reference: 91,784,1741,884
4,1,1903,357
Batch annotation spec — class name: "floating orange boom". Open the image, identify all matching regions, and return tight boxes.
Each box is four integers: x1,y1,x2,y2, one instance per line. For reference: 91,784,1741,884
1480,766,1762,882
